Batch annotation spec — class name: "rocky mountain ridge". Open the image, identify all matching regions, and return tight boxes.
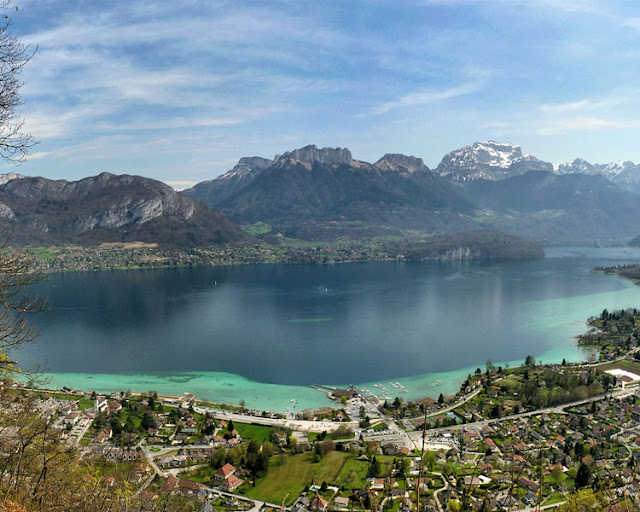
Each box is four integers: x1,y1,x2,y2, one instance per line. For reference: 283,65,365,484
555,158,640,193
435,141,554,181
183,143,640,243
185,145,473,240
0,172,248,247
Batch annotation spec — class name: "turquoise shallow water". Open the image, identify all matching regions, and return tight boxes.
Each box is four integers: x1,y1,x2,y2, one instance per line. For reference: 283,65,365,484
41,275,640,413
22,247,640,413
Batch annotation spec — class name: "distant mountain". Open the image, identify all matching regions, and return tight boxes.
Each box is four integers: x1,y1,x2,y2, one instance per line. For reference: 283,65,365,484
374,153,430,173
462,171,640,243
435,141,553,182
628,235,640,247
185,145,473,238
0,172,249,247
556,158,640,193
184,143,640,243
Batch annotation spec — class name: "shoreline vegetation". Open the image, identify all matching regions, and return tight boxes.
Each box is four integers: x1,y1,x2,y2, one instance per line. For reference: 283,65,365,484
594,263,640,283
23,230,544,273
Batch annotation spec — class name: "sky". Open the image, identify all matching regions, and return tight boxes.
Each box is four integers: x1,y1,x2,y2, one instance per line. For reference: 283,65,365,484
5,0,640,188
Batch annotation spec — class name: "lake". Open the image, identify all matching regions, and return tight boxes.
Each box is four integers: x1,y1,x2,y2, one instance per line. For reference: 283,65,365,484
15,246,640,412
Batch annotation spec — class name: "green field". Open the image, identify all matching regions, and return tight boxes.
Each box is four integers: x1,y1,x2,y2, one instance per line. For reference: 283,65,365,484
180,466,217,485
234,423,274,443
244,451,369,505
598,360,640,376
246,222,273,235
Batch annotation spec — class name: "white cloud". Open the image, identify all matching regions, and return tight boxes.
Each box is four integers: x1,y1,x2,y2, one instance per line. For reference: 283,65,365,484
25,151,51,161
372,77,487,115
538,89,640,114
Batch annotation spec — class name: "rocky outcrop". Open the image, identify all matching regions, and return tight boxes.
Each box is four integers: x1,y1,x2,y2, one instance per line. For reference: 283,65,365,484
0,202,14,220
0,172,23,186
185,156,274,207
374,154,430,173
275,145,353,166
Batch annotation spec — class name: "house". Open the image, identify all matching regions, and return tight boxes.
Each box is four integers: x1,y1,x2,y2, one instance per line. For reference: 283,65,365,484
215,463,236,481
95,397,109,413
96,429,112,444
160,475,178,494
220,474,244,491
334,497,350,509
64,411,81,426
178,479,203,495
311,494,328,511
517,476,540,492
485,438,497,452
157,455,187,468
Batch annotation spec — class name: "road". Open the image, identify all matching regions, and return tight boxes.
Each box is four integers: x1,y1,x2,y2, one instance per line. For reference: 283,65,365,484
193,406,359,433
431,473,448,512
427,387,483,417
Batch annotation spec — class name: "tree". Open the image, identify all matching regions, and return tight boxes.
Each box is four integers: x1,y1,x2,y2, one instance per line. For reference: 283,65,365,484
0,231,44,376
438,393,444,405
368,456,380,477
0,3,35,164
486,359,494,374
524,355,536,367
141,412,157,431
0,81,42,359
575,462,590,489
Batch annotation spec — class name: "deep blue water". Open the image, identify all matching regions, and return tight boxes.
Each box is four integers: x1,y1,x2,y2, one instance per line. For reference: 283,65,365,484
16,246,640,386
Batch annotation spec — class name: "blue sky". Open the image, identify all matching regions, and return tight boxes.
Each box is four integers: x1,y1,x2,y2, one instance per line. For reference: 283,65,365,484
7,0,640,187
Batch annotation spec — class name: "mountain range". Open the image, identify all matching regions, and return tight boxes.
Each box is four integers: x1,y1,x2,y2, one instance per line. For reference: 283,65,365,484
184,143,640,244
2,140,640,247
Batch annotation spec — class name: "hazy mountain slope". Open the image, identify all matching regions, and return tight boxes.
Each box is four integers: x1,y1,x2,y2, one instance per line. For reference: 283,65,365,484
197,146,474,237
463,171,640,243
0,172,249,247
556,158,640,194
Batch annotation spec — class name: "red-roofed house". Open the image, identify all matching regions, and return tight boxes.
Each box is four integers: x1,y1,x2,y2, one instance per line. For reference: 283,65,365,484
160,475,178,494
215,463,236,482
311,493,328,511
221,474,244,491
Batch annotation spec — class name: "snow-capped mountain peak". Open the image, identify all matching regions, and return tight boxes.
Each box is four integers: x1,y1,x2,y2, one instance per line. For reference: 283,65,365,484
435,141,553,181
